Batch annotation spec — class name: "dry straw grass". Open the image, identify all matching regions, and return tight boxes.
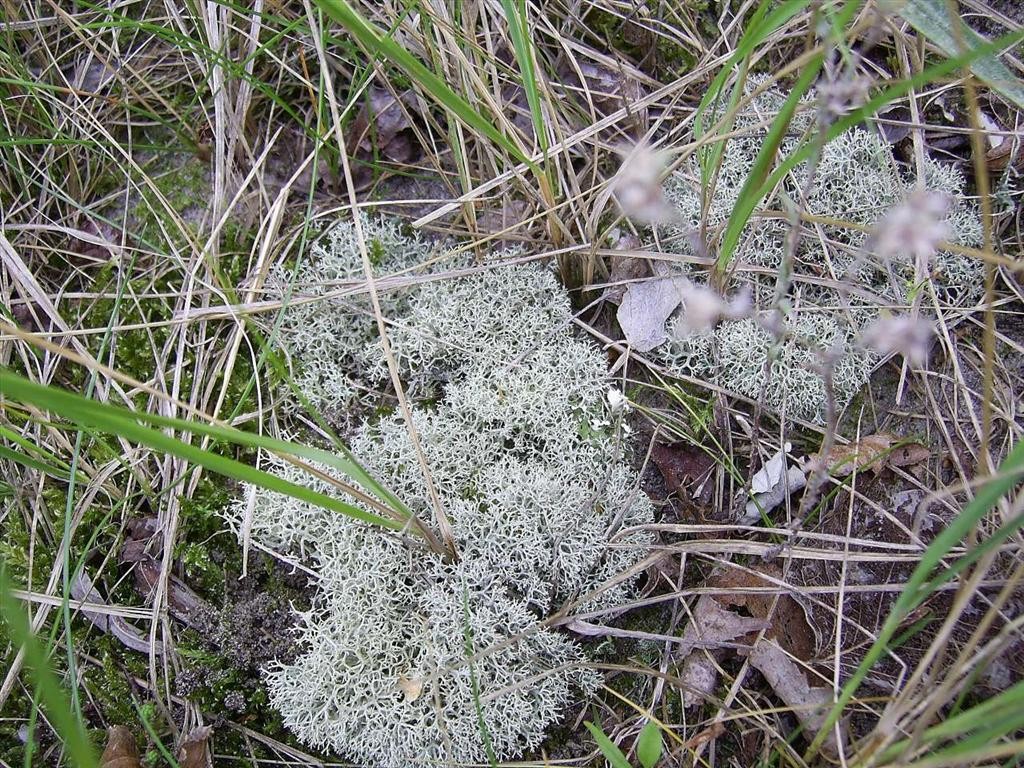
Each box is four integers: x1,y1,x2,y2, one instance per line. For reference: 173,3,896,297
0,0,1022,766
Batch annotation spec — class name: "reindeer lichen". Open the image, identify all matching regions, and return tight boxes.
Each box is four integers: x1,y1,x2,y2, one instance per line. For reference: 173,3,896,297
656,79,984,422
228,219,654,767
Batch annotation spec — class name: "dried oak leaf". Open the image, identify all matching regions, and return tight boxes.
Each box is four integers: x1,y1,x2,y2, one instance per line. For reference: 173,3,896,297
100,726,141,768
677,595,770,707
177,725,213,768
707,565,819,661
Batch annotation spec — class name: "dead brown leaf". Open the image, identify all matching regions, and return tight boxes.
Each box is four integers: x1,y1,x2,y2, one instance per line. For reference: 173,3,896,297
817,434,928,476
677,594,771,707
682,721,726,750
746,639,841,757
349,86,414,157
177,725,213,768
130,556,212,627
558,58,646,119
707,565,818,660
693,567,844,755
603,252,649,305
100,726,141,768
650,442,716,507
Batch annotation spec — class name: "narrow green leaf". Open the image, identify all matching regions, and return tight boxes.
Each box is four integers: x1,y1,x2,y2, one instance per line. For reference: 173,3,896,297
808,435,1024,758
715,59,823,271
0,418,72,472
585,721,633,768
0,443,71,481
636,721,664,768
0,564,98,767
462,583,497,768
0,369,408,533
499,0,547,154
311,0,534,170
695,0,810,183
899,0,1024,109
878,680,1024,761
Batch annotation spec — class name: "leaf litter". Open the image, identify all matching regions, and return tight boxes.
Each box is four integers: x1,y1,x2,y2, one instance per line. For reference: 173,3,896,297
677,565,844,756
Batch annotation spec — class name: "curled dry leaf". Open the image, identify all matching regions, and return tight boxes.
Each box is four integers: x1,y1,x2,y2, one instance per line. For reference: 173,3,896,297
979,111,1024,171
682,721,726,750
751,446,790,495
557,57,647,120
177,725,213,768
129,556,213,627
876,105,913,144
746,640,842,757
742,446,807,524
576,60,645,112
816,433,928,477
707,565,819,661
349,86,417,159
69,218,122,264
346,86,422,190
986,139,1024,172
100,725,141,768
617,277,683,352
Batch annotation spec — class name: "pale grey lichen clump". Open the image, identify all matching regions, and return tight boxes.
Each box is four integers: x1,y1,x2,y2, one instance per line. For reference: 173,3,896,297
231,219,654,767
267,216,433,419
658,78,984,422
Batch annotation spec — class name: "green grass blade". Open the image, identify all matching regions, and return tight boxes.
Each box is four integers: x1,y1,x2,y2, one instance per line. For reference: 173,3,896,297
462,583,497,768
878,681,1024,762
311,0,534,169
499,0,547,155
695,0,808,182
714,59,823,272
0,422,76,481
0,369,409,532
807,437,1024,758
0,564,98,768
720,27,1024,272
899,0,1024,109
